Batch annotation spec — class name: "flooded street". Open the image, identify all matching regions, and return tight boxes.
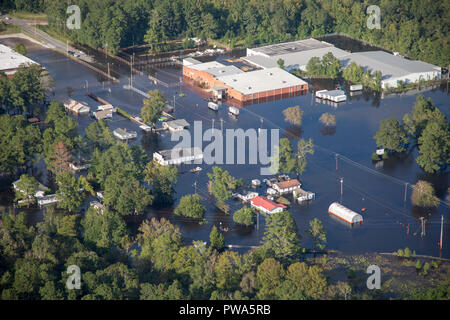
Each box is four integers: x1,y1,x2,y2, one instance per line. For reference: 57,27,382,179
1,36,449,258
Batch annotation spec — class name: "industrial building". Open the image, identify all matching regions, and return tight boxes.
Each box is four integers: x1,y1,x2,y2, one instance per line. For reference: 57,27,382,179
244,38,442,89
339,51,442,89
182,58,308,105
0,44,40,77
244,38,349,71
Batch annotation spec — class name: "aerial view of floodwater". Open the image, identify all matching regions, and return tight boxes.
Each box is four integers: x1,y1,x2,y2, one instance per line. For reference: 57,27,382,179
1,36,449,258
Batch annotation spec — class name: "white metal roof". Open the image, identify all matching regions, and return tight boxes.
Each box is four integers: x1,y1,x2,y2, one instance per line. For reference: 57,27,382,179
328,202,363,223
0,44,39,73
339,51,441,81
205,65,244,77
242,55,278,69
188,61,225,71
216,67,307,95
273,46,350,70
248,38,333,57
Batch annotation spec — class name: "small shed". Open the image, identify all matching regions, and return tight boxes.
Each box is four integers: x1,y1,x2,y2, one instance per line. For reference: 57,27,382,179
163,119,190,132
114,128,137,140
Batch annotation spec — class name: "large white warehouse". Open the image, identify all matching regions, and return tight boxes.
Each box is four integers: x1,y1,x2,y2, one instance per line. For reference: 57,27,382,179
339,51,441,89
328,202,363,224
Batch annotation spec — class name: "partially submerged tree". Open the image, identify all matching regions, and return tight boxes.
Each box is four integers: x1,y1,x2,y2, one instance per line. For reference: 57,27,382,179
141,89,167,128
416,121,450,174
174,194,205,219
283,106,304,126
144,160,178,205
411,180,440,207
319,113,336,126
374,118,409,153
296,138,315,176
209,225,225,252
233,207,255,226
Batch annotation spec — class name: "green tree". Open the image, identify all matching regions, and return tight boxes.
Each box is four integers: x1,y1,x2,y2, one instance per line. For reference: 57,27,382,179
103,171,153,216
207,166,242,203
141,89,167,128
209,225,225,252
374,118,409,152
274,138,296,174
256,258,284,299
416,121,450,173
0,115,42,174
411,180,440,207
56,172,84,212
144,160,178,205
14,43,28,56
233,207,255,226
261,211,301,262
284,262,327,299
14,174,39,207
296,138,314,176
174,194,205,219
277,58,285,69
306,218,326,255
81,208,128,249
84,120,114,151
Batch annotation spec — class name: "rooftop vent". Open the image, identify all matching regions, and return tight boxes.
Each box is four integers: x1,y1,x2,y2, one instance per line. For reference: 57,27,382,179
268,72,273,76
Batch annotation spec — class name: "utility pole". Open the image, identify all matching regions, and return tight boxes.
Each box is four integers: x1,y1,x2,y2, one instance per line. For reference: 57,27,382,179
403,182,408,202
340,177,344,203
194,181,197,194
130,54,133,87
335,153,338,171
220,118,223,133
420,217,426,237
212,118,215,130
440,215,444,250
256,211,259,231
173,95,176,111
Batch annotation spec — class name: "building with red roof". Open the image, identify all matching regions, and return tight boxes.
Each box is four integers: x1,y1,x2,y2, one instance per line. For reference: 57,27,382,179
250,196,286,215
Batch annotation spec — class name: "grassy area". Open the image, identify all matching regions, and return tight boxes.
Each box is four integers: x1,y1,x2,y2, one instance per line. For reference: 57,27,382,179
0,23,21,35
36,25,71,44
319,252,450,299
7,11,48,22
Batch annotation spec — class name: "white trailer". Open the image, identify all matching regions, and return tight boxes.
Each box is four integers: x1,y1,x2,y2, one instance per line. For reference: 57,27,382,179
229,106,239,116
350,84,363,91
328,202,363,224
208,102,219,111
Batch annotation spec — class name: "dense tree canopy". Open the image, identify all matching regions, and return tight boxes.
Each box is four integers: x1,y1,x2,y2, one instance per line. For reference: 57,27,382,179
5,0,445,67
